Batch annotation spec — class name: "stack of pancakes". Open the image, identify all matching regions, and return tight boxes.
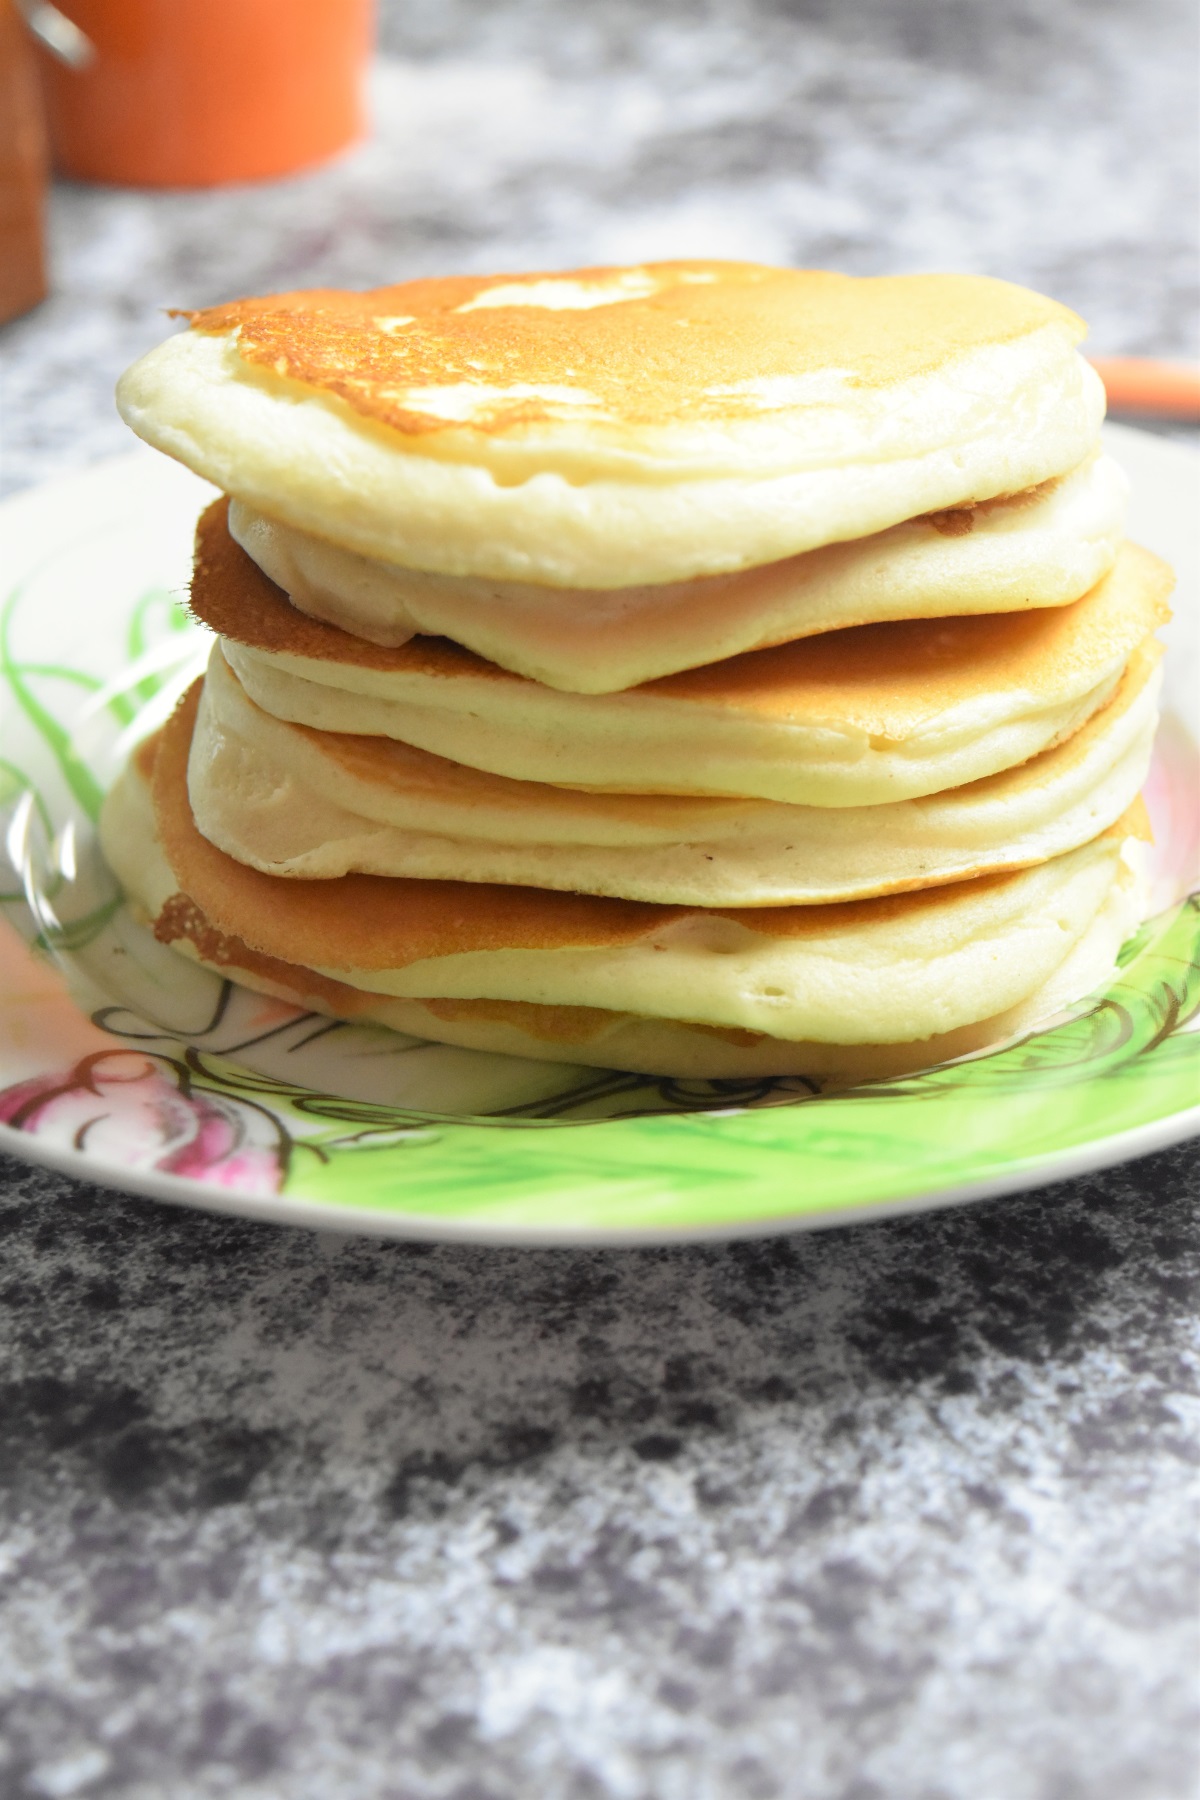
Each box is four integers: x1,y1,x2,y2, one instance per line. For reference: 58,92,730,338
101,262,1173,1079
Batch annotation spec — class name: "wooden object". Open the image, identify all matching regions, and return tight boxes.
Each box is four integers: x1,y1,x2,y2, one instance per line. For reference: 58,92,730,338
0,0,48,324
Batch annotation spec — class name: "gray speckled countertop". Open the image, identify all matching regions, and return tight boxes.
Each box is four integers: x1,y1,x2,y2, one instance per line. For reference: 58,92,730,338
0,1146,1198,1799
0,1,1198,1795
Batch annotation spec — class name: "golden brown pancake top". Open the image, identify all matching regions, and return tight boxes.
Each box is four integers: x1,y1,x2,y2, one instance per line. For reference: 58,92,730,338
153,894,759,1049
154,892,383,1022
658,548,1170,722
192,499,493,679
149,682,1132,972
191,500,1173,730
158,682,676,963
181,263,1080,442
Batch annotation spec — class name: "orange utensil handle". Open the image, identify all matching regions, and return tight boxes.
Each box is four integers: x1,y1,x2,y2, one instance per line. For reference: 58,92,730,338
1090,357,1200,421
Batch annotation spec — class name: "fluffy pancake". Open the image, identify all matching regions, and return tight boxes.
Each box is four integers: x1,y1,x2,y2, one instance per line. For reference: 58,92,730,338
116,263,1106,588
227,450,1127,693
98,683,1144,1054
190,638,1161,905
100,733,1145,1080
100,879,1145,1080
191,508,1173,804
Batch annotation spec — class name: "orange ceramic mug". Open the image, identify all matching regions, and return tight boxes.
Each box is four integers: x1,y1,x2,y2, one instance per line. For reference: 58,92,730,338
36,0,373,187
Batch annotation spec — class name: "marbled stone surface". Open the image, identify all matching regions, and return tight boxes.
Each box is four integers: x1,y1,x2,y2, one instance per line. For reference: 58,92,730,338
0,1143,1198,1800
0,0,1198,1793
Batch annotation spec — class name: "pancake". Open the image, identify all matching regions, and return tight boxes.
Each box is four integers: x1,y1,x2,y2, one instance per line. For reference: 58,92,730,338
100,879,1145,1081
190,637,1162,906
115,263,1105,589
98,683,1145,1055
191,507,1173,805
226,450,1127,693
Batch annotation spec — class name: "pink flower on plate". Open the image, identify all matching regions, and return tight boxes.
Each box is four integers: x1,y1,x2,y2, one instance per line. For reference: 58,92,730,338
0,1050,284,1193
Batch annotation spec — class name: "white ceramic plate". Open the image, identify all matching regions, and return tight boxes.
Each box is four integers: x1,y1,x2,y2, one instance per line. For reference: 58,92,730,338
0,423,1196,1242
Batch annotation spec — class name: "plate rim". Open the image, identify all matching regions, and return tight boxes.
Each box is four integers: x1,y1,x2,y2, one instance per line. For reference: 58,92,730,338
4,1103,1198,1247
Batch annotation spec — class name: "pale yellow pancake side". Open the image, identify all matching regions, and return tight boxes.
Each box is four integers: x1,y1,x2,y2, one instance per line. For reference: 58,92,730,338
189,638,1160,906
227,449,1127,692
100,686,1140,1048
101,717,1144,1077
192,507,1172,804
